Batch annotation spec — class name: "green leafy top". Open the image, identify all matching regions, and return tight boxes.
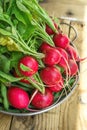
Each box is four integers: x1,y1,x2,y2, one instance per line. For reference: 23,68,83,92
0,0,58,93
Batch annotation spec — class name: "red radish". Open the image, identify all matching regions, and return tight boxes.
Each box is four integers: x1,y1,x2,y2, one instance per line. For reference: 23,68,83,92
13,70,30,84
66,45,78,60
57,47,68,61
48,78,64,92
18,55,38,77
57,47,68,70
18,78,30,84
46,21,58,35
31,88,53,109
53,33,69,49
39,42,51,53
43,48,61,66
40,67,62,85
68,59,78,76
7,87,29,109
66,45,87,62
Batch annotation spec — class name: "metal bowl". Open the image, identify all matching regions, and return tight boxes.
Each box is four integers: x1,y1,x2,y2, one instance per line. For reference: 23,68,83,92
0,23,80,116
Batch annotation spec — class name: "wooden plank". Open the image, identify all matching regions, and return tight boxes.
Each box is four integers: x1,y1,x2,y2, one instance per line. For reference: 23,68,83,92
10,107,60,130
71,21,87,88
0,113,12,130
69,21,87,130
40,2,87,22
58,87,79,130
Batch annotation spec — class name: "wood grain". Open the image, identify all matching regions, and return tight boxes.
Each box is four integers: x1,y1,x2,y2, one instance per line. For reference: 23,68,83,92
0,113,12,130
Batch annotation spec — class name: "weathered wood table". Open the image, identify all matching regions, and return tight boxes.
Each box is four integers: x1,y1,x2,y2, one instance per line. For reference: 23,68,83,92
1,1,87,130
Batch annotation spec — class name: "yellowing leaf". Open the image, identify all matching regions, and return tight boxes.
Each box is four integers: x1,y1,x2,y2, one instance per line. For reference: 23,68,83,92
0,35,22,51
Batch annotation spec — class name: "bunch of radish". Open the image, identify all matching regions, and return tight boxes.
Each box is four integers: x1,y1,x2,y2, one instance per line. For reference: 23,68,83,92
6,20,80,112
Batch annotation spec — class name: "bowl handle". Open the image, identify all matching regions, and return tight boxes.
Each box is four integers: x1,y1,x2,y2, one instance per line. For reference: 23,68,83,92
60,22,77,43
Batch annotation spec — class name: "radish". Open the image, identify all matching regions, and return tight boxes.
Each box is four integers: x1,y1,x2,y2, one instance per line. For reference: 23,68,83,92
18,78,30,84
66,45,78,60
13,70,30,84
66,45,87,62
31,88,53,109
48,78,64,92
7,87,30,109
39,42,51,53
46,21,58,35
56,47,72,80
43,47,61,66
40,67,62,85
68,59,78,76
18,55,38,77
53,33,69,49
57,47,68,70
